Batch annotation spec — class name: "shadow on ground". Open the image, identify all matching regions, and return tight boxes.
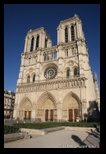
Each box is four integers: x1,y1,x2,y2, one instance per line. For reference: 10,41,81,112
71,134,88,148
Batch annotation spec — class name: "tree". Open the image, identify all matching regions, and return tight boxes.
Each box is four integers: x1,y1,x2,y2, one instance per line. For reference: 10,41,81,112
87,101,100,122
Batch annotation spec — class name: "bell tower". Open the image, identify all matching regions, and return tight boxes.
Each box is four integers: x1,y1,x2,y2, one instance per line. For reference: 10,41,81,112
57,14,85,44
24,27,52,53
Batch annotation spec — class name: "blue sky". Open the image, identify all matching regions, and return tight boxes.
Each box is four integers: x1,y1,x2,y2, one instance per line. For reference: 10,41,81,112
4,4,100,92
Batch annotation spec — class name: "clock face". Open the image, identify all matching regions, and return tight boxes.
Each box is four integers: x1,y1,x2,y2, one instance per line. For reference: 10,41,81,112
44,67,57,79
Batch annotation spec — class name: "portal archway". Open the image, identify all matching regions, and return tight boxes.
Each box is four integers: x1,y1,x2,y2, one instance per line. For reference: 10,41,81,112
62,92,81,122
19,98,32,120
36,92,57,121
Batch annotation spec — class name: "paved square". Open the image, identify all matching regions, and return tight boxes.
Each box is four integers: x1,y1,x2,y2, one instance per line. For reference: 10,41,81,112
4,130,96,148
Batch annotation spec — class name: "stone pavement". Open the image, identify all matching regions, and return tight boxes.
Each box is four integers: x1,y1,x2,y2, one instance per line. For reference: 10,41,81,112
4,129,99,148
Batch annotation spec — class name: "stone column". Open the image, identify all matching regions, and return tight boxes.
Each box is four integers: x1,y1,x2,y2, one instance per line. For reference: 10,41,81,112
62,27,65,43
78,21,83,38
33,36,36,51
37,52,40,62
74,24,77,40
76,22,79,38
27,38,31,52
41,53,44,62
24,36,28,53
68,26,71,42
73,108,75,122
42,32,45,48
57,102,62,121
67,109,68,121
39,33,42,49
31,109,35,121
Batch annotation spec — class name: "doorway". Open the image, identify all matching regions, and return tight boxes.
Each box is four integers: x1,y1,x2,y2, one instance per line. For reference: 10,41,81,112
69,109,73,121
45,109,49,121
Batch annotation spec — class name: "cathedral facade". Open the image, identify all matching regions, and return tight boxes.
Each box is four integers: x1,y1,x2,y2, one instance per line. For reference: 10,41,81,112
13,14,100,122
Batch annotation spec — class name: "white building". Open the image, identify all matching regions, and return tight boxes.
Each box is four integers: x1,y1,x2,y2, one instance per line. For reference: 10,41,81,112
4,90,15,118
13,14,100,122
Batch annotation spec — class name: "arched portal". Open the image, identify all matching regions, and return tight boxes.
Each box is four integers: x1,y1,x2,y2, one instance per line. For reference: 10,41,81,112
62,92,81,122
19,98,32,120
36,92,57,121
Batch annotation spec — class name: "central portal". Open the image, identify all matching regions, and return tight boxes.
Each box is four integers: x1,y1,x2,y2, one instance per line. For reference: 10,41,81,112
36,92,57,121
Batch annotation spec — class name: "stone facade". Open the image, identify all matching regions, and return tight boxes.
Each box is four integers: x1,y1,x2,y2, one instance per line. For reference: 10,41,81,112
13,14,100,122
4,90,15,118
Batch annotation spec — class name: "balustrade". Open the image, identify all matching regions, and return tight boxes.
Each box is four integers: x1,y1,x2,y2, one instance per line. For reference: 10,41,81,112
17,77,86,93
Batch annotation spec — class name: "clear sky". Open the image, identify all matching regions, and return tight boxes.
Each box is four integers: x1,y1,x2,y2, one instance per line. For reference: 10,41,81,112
4,4,100,92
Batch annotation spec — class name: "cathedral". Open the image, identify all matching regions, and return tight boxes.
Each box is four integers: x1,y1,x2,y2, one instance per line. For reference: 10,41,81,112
13,14,100,122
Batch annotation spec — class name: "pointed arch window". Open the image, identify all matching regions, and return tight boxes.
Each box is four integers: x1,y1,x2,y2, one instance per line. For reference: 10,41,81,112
45,38,47,48
71,25,75,41
33,74,36,82
65,27,68,42
66,69,70,78
30,37,34,52
36,35,39,50
27,75,30,83
74,67,79,76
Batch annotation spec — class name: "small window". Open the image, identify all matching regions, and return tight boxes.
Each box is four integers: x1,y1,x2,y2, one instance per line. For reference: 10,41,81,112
27,75,30,83
74,67,79,76
71,25,75,41
67,69,70,78
30,37,34,52
33,74,36,82
45,38,47,48
65,27,68,42
36,35,39,49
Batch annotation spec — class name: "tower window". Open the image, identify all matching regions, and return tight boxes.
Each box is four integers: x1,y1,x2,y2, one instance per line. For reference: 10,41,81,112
74,67,79,76
71,25,75,41
33,74,36,82
66,69,70,78
30,37,34,52
65,27,68,42
45,38,47,48
27,75,30,83
36,35,39,50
